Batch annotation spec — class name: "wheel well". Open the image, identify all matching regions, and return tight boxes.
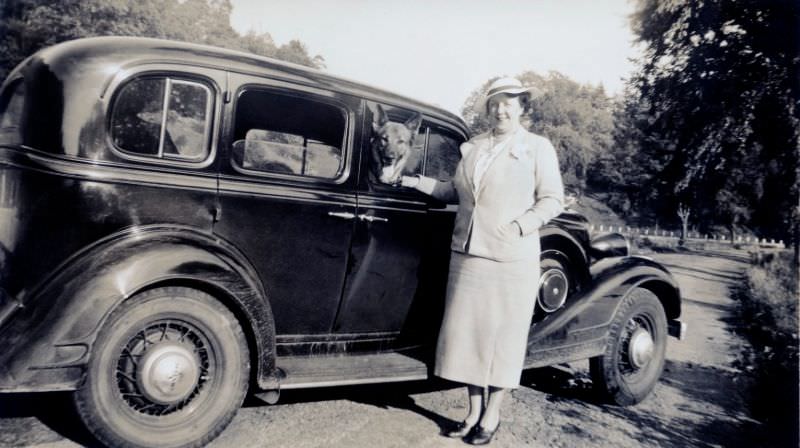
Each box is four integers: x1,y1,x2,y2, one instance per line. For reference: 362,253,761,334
133,279,262,390
541,234,590,288
637,279,681,320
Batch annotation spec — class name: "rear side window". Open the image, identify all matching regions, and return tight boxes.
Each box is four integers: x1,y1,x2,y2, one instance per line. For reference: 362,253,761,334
232,89,346,179
110,76,212,162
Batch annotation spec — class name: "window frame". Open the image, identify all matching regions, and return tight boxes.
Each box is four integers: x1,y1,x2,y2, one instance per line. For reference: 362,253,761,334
229,85,352,184
106,71,217,168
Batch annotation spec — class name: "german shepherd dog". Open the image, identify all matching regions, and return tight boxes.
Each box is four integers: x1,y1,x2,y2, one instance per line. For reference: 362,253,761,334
371,104,423,185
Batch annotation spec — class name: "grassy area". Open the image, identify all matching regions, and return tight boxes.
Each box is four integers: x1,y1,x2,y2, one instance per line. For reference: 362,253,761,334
733,250,798,447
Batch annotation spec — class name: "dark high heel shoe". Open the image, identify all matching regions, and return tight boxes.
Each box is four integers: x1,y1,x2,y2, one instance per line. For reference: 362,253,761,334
442,420,476,438
463,422,500,445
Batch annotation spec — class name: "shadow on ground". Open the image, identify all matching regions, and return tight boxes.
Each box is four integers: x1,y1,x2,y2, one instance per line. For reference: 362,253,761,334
0,392,99,447
516,360,765,448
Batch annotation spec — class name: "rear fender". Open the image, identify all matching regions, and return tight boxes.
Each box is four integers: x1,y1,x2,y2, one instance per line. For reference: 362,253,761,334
529,255,681,349
0,225,278,392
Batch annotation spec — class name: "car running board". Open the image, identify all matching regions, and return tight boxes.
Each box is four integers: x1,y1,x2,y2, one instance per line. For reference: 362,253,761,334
275,352,429,390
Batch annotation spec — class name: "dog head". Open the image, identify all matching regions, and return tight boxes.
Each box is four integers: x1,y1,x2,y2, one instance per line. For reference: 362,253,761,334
371,104,422,184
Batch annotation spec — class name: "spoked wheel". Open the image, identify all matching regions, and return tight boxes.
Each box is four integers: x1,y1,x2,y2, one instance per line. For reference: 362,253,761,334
590,288,667,405
74,287,249,448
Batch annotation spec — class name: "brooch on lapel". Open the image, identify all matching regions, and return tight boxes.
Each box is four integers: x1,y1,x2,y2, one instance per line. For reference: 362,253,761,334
509,143,530,160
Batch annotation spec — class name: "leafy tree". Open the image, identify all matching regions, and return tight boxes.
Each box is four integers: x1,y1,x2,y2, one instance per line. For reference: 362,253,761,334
0,0,324,81
461,71,614,194
624,0,799,245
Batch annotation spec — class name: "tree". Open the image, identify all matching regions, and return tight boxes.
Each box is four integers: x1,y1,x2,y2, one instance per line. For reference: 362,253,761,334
677,204,691,245
624,0,799,244
0,0,324,81
461,71,614,194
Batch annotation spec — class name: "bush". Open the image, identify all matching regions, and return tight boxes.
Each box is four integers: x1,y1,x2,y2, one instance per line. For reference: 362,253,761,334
734,251,798,447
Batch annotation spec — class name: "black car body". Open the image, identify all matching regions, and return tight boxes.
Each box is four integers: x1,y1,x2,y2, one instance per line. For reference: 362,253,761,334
0,37,684,448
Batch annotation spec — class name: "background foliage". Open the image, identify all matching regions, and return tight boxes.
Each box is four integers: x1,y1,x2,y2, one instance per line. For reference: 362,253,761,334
0,0,323,82
461,0,798,249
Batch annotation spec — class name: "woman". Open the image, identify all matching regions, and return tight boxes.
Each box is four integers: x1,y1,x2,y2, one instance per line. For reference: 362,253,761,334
400,77,564,445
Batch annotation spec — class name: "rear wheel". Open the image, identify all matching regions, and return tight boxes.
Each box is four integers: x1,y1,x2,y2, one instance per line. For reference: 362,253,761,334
74,287,249,448
589,288,667,405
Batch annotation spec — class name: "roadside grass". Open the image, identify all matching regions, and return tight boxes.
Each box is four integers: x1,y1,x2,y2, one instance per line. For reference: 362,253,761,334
732,250,799,448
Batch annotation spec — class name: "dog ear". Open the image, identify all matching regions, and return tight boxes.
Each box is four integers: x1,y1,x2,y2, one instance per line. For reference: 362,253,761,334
405,112,422,135
373,104,390,133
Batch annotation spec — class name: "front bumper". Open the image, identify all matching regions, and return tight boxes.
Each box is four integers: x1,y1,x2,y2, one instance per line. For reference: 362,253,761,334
668,320,687,340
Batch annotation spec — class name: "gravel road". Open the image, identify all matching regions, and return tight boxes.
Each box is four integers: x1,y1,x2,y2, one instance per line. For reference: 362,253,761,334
0,251,767,448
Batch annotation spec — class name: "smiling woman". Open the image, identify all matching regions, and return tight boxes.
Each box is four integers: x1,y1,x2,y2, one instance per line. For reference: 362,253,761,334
400,76,565,444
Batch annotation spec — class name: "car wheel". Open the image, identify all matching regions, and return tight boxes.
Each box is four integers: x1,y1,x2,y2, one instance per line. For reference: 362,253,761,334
589,287,667,405
537,253,572,313
74,287,249,448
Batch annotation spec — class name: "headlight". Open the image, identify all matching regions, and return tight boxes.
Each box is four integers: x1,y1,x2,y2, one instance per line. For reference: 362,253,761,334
590,232,629,259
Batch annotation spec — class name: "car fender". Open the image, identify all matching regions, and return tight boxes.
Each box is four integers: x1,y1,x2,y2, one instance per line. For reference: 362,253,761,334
529,255,681,348
0,224,278,392
540,225,590,287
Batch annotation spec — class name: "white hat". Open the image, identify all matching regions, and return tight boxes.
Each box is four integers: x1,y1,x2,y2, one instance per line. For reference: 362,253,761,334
473,77,544,116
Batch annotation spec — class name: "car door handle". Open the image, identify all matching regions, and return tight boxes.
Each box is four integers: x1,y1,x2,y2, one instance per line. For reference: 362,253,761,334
358,214,388,223
328,211,356,220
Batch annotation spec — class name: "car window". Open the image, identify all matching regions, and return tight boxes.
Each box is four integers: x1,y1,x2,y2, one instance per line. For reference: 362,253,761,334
423,126,461,182
232,89,345,179
110,76,212,162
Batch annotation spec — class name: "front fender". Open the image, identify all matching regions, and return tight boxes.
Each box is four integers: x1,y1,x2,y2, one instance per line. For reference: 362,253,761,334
0,225,277,392
529,255,681,348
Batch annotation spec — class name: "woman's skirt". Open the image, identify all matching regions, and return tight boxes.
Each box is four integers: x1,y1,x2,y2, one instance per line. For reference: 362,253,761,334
434,251,539,388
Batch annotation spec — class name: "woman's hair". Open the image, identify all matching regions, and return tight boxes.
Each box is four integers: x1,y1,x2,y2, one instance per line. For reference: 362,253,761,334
484,93,531,116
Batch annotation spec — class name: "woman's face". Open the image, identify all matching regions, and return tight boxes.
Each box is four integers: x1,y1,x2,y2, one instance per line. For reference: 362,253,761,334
487,93,524,134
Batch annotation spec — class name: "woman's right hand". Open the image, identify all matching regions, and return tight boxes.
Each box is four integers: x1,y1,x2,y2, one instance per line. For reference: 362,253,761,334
399,175,420,188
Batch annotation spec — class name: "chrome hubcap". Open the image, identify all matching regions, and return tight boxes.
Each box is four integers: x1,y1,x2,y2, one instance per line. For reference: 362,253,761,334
137,342,200,405
627,327,654,369
116,320,211,415
538,269,568,312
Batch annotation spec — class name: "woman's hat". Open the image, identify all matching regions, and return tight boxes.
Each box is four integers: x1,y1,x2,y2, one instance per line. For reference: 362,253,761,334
473,77,544,116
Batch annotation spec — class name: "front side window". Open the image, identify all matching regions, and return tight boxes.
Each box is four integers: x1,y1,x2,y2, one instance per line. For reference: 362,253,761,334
424,127,461,182
232,89,346,179
110,76,212,162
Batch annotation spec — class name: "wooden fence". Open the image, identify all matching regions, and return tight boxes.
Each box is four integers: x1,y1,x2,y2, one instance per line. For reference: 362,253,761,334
589,224,786,249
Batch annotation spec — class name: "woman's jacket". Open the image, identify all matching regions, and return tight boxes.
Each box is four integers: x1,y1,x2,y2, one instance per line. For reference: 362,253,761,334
417,127,564,262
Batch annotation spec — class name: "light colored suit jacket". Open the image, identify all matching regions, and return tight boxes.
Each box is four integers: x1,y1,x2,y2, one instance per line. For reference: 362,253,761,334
418,128,564,261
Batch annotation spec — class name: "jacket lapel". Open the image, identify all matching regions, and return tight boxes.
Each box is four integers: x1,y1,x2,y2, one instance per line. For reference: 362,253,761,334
462,133,490,200
475,128,526,200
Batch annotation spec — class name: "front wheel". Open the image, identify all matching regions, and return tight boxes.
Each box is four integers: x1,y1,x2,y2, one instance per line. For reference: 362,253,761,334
74,287,249,448
589,288,667,405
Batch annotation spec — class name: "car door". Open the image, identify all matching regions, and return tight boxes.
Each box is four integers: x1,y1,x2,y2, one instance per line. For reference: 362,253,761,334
333,102,463,350
214,74,360,342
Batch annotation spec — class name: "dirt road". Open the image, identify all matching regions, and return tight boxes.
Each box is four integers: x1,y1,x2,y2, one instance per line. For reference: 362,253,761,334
0,251,766,447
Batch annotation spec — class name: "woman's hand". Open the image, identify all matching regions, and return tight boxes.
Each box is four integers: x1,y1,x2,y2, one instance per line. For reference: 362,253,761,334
399,175,420,188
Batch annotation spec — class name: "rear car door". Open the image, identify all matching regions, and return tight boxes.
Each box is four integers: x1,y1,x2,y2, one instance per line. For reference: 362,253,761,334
215,75,360,342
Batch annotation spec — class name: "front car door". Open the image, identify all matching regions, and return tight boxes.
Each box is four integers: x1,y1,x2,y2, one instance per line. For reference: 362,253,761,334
334,101,464,352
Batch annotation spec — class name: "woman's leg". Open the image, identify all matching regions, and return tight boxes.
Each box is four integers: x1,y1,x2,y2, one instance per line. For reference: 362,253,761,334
465,385,484,425
479,386,506,430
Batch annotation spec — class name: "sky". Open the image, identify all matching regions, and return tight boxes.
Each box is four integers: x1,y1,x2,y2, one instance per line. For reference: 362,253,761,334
229,0,640,115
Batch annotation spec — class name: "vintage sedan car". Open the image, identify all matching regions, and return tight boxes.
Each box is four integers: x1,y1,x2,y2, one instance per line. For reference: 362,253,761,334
0,37,684,448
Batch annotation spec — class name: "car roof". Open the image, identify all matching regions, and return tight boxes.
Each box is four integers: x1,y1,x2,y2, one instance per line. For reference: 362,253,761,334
32,36,468,135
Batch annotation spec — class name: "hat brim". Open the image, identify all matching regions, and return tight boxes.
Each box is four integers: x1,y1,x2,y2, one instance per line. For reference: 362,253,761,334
473,85,544,116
